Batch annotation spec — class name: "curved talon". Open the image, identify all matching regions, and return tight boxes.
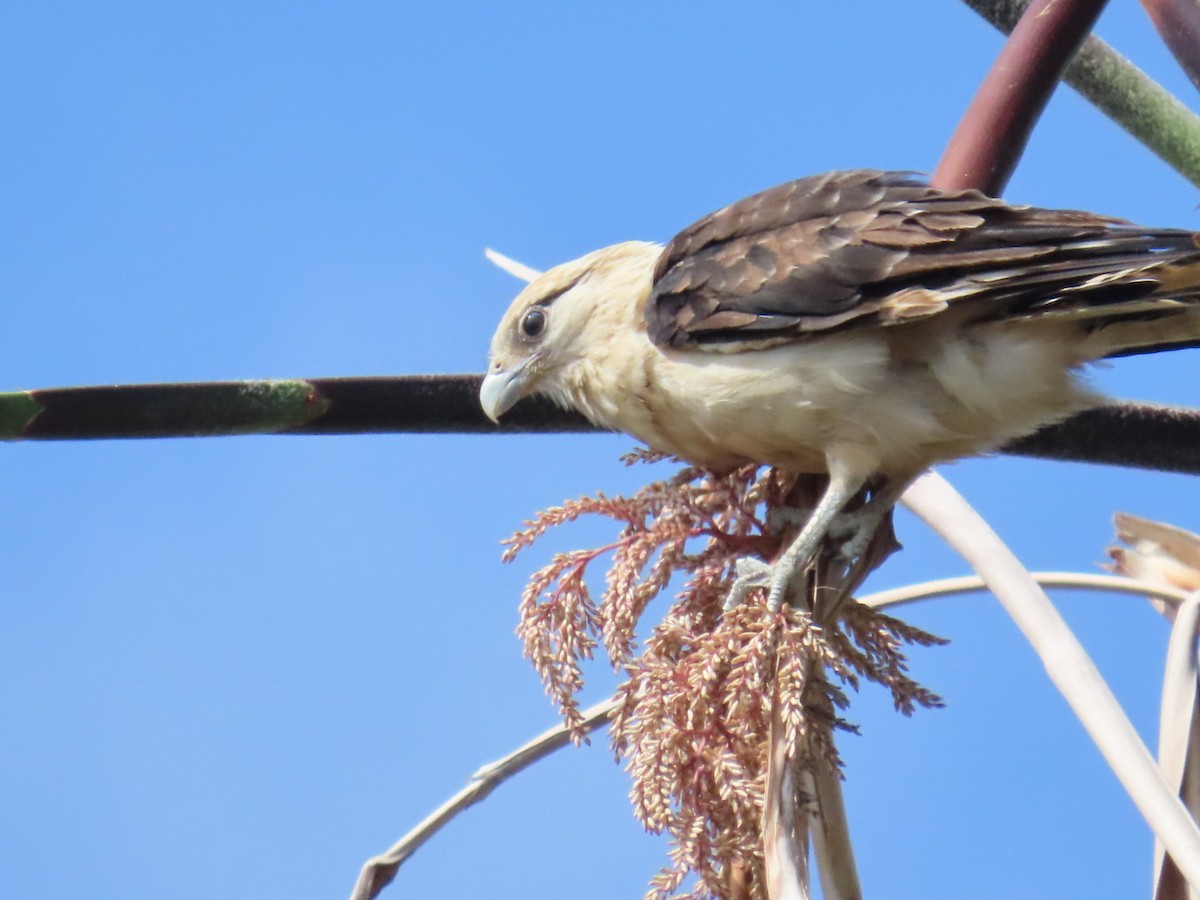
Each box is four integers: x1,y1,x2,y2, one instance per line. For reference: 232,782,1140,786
728,493,903,614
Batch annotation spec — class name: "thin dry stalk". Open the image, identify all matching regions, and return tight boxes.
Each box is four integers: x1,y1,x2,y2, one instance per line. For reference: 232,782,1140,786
358,566,1196,898
350,698,618,900
903,471,1200,892
858,571,1191,610
1107,513,1200,899
763,669,812,900
1153,593,1200,900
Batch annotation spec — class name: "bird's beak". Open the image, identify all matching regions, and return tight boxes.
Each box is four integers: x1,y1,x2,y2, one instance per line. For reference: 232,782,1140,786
480,361,532,423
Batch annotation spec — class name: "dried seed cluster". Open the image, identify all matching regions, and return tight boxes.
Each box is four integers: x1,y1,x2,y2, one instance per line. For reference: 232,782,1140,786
504,452,944,898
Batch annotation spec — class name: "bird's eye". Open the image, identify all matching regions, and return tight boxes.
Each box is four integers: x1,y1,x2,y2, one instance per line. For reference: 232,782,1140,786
520,307,547,339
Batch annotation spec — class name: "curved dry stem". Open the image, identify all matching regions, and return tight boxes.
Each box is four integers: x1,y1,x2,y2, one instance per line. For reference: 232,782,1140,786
355,568,1193,899
350,698,617,900
902,470,1200,891
858,571,1191,610
1154,591,1200,897
764,688,813,900
806,763,861,900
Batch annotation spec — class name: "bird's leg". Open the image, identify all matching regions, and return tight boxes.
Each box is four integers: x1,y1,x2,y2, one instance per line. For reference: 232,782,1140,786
769,503,875,543
768,474,915,559
809,473,916,624
767,506,813,535
724,465,869,614
831,475,915,561
764,467,867,611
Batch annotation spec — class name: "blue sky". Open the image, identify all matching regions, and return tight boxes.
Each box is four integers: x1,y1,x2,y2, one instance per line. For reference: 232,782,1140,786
2,3,1199,898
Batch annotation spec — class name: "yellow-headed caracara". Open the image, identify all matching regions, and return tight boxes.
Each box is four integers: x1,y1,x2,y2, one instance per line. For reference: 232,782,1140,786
481,170,1200,610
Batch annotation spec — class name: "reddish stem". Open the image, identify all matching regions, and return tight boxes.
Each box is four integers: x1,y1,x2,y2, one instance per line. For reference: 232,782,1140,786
934,0,1110,194
1141,0,1200,92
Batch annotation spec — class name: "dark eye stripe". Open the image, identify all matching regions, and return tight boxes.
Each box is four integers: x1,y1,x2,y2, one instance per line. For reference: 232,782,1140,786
534,273,584,308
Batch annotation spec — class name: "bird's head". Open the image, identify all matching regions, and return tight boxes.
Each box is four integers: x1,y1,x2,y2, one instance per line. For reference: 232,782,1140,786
480,240,661,422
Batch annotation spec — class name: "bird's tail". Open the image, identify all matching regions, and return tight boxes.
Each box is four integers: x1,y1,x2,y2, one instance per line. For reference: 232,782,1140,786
1093,309,1200,359
980,236,1200,360
1076,254,1200,359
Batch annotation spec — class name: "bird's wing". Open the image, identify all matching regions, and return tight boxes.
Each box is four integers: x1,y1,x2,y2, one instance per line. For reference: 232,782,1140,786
647,169,1200,350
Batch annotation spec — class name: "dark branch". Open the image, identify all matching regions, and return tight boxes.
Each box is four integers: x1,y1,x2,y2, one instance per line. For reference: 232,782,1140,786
3,376,1199,476
1006,402,1200,473
0,377,592,441
5,3,1198,481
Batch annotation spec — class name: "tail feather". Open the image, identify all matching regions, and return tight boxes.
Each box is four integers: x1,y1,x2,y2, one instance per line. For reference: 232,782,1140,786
1076,253,1200,358
970,238,1200,359
1088,308,1200,359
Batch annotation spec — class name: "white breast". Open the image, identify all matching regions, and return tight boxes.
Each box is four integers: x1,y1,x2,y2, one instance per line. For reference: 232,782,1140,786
568,320,1102,477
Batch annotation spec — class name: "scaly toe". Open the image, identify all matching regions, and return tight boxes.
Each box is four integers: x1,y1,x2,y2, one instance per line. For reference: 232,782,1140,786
724,556,800,613
766,564,796,612
767,506,812,536
723,557,772,612
834,509,889,561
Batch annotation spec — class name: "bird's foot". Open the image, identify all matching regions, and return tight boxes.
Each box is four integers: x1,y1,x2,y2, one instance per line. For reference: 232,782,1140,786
724,531,824,614
767,506,812,536
724,557,774,612
830,504,892,561
722,550,814,614
767,505,886,561
727,505,891,614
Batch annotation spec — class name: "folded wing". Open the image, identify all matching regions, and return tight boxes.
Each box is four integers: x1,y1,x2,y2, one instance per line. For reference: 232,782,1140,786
647,169,1200,351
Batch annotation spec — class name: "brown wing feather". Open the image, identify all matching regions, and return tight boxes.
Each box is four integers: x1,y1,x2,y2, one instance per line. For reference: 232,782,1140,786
647,170,1200,349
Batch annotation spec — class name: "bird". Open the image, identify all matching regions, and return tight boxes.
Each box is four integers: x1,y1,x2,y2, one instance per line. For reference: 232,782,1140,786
480,169,1200,612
